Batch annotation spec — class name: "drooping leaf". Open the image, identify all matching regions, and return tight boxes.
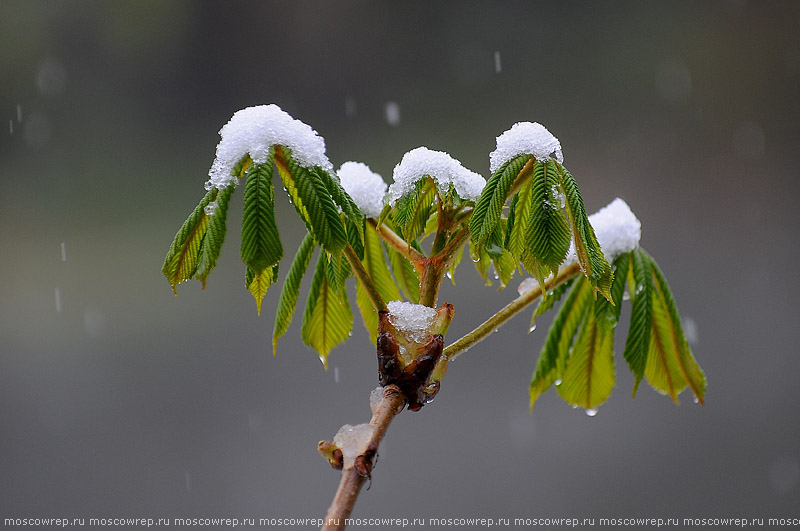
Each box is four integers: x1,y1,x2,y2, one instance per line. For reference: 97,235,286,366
241,162,283,273
162,189,217,293
643,251,706,404
530,277,593,409
246,264,278,315
470,238,493,286
623,250,653,395
531,277,575,326
355,224,402,341
195,184,236,288
492,248,517,289
273,146,347,255
506,183,533,265
522,160,571,288
446,244,465,285
319,167,365,244
273,233,316,354
385,242,420,302
557,164,614,302
470,154,532,249
302,253,354,368
392,177,436,242
556,303,616,410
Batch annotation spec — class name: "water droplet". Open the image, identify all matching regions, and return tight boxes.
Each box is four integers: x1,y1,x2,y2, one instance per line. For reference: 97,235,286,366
204,180,213,191
204,201,219,215
585,409,598,417
692,396,699,404
622,290,630,301
446,271,452,279
334,366,340,384
528,324,537,333
60,242,66,261
494,51,502,73
554,379,562,386
635,284,644,295
54,287,62,313
17,103,23,122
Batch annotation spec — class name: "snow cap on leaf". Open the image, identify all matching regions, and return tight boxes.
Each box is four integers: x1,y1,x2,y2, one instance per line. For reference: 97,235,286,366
337,161,387,218
489,121,563,174
388,147,485,203
207,104,332,190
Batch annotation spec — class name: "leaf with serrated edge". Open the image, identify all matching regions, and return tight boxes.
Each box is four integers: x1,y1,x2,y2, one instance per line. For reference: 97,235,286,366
556,304,616,410
241,162,283,272
530,277,593,409
470,154,532,249
246,265,277,315
302,253,353,368
273,234,316,354
273,146,347,255
162,189,217,293
644,251,706,404
623,250,653,396
524,160,571,287
557,163,614,302
392,177,436,242
196,184,235,287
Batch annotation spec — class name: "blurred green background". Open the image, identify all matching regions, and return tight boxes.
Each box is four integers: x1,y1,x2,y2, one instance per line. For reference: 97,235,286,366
2,0,799,527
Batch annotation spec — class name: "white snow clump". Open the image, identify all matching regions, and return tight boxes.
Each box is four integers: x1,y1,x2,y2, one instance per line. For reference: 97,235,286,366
337,161,387,218
566,197,641,265
333,423,375,469
386,300,438,342
489,121,564,174
207,104,332,190
388,147,486,203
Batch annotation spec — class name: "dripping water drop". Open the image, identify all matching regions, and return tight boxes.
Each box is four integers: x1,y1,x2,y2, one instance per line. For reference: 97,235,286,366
585,409,598,417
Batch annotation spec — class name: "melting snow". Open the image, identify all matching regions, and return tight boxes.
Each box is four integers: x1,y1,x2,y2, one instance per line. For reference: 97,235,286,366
489,122,564,173
370,386,384,415
207,104,332,190
388,147,485,203
337,161,387,218
333,423,375,469
386,300,438,342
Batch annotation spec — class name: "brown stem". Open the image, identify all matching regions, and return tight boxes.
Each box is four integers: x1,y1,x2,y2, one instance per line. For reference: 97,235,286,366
321,385,406,531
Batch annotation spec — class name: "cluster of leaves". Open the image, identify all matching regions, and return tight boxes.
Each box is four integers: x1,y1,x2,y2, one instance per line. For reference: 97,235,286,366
470,156,613,299
162,121,705,410
529,249,706,410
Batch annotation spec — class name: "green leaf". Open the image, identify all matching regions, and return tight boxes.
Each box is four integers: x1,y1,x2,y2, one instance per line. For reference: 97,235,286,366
241,162,283,273
556,302,616,410
558,164,614,302
643,251,706,404
273,233,316,354
523,160,571,287
246,264,278,315
531,277,575,326
446,245,464,285
470,238,493,286
273,146,347,255
319,167,365,243
302,253,354,368
162,189,217,293
530,277,593,409
622,250,653,395
506,183,533,265
195,184,236,287
385,242,420,302
355,224,402,341
470,154,532,249
392,177,436,242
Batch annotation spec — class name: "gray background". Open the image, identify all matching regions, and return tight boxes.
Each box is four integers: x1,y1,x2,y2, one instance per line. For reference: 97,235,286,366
2,1,798,529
